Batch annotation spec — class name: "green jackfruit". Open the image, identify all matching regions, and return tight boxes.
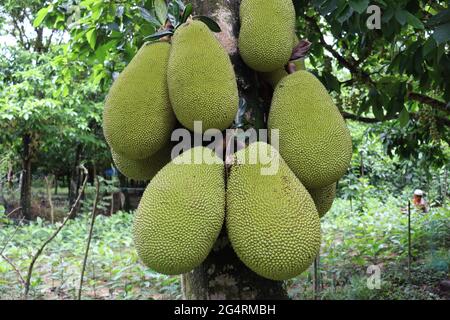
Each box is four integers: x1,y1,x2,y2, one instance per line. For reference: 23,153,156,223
103,42,176,160
111,144,172,181
133,147,225,275
308,183,336,218
239,0,296,72
260,58,306,88
167,21,238,133
268,71,352,189
226,142,321,280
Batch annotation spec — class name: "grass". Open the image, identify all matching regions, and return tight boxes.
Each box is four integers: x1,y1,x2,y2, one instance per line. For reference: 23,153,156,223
0,196,449,300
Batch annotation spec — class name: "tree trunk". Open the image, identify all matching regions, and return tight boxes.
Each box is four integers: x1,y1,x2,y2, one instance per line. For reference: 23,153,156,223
54,175,58,195
20,134,33,220
181,0,288,300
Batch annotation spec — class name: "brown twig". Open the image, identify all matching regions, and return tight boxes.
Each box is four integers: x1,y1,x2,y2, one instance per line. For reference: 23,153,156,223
1,253,26,286
78,176,100,300
6,206,22,218
24,165,89,299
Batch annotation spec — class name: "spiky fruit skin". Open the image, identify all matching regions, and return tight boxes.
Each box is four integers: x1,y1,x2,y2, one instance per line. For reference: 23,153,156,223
239,0,296,72
167,21,238,133
111,144,172,181
308,183,336,218
103,42,175,160
268,71,353,189
133,147,225,275
261,58,306,88
261,68,289,89
226,142,321,281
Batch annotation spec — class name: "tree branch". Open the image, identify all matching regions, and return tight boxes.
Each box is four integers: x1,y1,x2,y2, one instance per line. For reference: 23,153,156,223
342,112,380,123
1,253,26,286
408,92,449,115
78,176,100,300
342,111,450,127
6,206,22,218
305,15,449,115
304,15,373,85
24,165,89,299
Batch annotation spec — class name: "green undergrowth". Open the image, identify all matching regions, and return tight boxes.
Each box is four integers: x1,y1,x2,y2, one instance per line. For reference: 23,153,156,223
0,196,448,300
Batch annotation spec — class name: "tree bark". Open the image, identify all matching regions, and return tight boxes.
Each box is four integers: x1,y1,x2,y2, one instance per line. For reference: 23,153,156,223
20,134,33,220
54,175,58,195
181,0,288,300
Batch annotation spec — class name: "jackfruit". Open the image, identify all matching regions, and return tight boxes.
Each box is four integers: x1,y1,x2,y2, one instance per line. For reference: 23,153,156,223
133,147,225,275
226,142,321,280
268,71,352,189
261,58,306,88
167,21,238,133
308,183,336,218
239,0,296,72
112,144,172,181
103,42,176,160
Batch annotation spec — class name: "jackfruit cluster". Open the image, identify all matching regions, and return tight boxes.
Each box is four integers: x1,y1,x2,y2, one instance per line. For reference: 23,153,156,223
101,2,352,282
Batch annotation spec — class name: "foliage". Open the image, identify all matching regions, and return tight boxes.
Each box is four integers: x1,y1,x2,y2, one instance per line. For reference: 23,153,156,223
1,194,448,300
0,45,108,177
0,211,181,299
293,0,449,165
291,197,449,300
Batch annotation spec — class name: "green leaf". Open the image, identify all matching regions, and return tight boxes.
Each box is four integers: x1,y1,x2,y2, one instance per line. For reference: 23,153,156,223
139,7,161,27
382,7,394,23
399,108,410,127
155,0,168,26
144,30,173,41
422,37,436,57
91,7,103,21
95,40,118,61
433,22,450,45
193,16,221,33
324,73,341,93
33,6,51,27
319,0,338,16
374,0,387,7
372,104,384,120
337,5,354,24
181,4,193,24
86,28,97,50
175,0,186,12
427,9,450,27
168,1,180,24
395,9,408,26
349,0,369,14
406,12,424,30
